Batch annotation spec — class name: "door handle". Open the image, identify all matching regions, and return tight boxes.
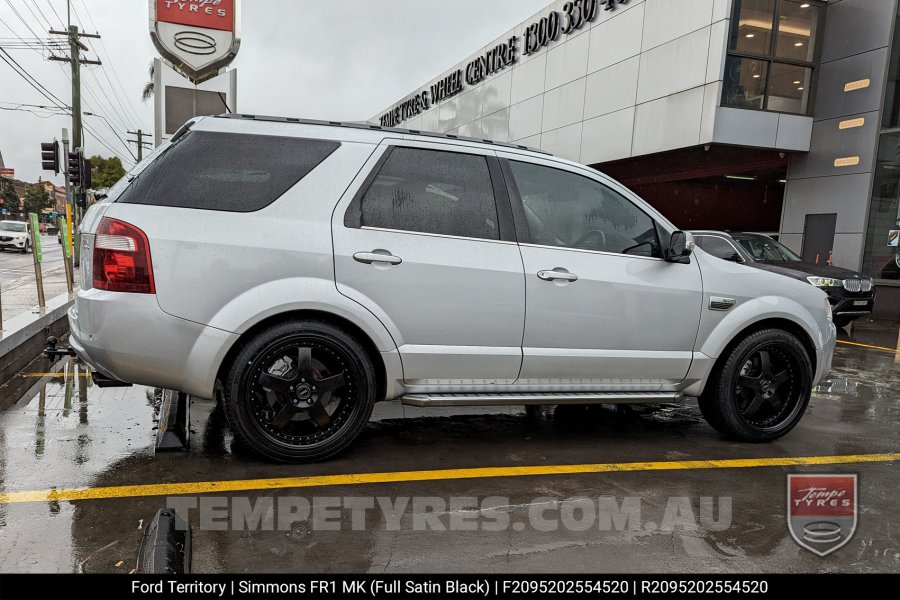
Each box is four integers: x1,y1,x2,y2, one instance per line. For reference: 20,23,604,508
353,251,402,265
537,269,578,282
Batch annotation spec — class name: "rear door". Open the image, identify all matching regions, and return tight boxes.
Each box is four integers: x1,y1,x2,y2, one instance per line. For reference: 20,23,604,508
332,141,525,386
500,154,704,388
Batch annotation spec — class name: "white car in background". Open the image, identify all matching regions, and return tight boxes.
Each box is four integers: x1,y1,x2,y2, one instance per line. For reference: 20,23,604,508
0,220,31,253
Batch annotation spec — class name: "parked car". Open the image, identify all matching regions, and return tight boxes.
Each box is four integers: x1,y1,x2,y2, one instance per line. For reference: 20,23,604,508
68,115,836,462
0,220,31,253
691,231,875,329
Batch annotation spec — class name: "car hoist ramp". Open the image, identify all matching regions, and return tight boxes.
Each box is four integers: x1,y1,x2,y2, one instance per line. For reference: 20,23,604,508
400,391,683,407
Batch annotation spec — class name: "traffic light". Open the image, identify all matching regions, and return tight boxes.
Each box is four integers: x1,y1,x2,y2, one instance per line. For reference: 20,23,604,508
82,158,92,189
68,150,82,187
41,141,60,174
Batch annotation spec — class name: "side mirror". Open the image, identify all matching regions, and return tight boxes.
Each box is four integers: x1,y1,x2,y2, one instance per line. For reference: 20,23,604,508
666,231,694,263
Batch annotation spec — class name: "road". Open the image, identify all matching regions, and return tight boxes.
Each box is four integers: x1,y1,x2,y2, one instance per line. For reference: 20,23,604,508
0,234,71,322
0,319,897,573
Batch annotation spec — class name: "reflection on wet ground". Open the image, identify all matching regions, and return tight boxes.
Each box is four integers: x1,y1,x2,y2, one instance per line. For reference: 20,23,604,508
0,319,897,573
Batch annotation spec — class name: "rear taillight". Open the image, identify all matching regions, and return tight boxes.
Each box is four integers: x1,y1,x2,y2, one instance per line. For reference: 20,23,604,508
92,217,155,294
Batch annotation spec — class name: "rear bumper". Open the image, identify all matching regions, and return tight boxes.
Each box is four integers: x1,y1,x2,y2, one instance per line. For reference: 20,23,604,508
68,289,238,399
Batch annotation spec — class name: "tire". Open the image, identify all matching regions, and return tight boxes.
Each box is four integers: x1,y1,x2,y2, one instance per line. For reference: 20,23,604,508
21,243,28,254
832,316,855,329
222,320,376,462
699,328,812,442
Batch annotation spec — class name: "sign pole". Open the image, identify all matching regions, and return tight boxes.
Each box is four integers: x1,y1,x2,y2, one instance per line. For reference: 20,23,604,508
58,216,74,294
28,213,45,309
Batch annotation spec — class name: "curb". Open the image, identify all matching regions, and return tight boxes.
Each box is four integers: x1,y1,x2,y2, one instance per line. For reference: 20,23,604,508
0,293,73,387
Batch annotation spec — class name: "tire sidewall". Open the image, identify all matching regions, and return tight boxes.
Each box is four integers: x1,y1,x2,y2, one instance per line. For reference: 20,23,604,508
713,329,812,442
224,321,377,462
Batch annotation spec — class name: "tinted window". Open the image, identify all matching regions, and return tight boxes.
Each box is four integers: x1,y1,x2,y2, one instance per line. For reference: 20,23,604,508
700,236,743,262
509,161,660,258
735,235,801,261
117,131,340,212
352,147,499,240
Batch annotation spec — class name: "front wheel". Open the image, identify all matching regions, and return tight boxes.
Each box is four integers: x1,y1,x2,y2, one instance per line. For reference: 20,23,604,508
832,315,856,329
699,329,812,442
223,320,377,462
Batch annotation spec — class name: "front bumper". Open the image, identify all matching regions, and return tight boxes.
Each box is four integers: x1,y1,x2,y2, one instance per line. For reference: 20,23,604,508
827,288,876,317
0,238,27,248
814,321,837,387
68,289,239,399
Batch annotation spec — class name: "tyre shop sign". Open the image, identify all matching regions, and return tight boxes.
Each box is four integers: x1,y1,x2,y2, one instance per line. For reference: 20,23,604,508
150,0,241,84
379,0,628,128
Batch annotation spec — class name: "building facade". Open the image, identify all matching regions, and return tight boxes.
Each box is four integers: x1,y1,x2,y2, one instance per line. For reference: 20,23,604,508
373,0,900,316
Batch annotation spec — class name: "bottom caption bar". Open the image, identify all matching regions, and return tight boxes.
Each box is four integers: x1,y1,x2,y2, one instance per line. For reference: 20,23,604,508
0,574,898,600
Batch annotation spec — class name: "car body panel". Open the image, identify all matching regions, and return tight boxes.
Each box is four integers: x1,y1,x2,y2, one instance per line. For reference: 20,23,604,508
68,116,836,405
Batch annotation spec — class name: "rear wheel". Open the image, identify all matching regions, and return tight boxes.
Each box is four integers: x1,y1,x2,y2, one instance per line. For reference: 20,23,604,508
699,329,811,442
223,320,376,462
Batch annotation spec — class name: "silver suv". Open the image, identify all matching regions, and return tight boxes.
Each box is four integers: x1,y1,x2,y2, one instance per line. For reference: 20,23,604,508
70,115,836,462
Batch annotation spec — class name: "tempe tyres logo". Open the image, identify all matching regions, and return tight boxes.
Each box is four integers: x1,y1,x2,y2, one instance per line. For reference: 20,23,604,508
787,474,858,556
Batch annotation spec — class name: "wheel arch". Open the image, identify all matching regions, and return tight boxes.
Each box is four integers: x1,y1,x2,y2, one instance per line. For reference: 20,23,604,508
699,317,817,398
214,309,391,404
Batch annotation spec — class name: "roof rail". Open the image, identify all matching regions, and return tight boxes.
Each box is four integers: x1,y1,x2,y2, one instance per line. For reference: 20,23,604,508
212,113,553,155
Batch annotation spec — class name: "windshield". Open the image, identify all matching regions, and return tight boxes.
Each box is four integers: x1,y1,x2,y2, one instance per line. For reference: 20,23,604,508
734,235,802,262
0,221,26,233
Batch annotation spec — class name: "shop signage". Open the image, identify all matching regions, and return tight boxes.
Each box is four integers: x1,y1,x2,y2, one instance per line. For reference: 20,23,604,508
378,0,628,128
150,0,241,84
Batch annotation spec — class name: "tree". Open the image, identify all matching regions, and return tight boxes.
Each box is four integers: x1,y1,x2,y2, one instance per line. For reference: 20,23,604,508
89,155,126,189
23,184,51,215
0,180,17,210
143,61,155,101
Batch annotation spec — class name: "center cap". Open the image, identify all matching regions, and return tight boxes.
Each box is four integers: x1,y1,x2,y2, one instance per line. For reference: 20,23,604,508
295,384,313,401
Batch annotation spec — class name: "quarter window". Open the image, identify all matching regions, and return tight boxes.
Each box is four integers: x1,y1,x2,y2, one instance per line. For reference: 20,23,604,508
352,147,500,240
509,161,660,258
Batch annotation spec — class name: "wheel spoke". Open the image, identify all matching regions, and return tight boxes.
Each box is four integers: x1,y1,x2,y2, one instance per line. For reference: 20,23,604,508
271,401,298,429
740,392,768,417
773,369,790,386
758,350,772,377
259,372,292,396
737,375,761,392
306,401,331,428
295,346,312,378
316,372,345,394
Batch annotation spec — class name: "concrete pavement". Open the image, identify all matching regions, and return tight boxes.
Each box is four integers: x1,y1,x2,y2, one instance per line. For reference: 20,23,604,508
0,235,73,324
0,319,897,573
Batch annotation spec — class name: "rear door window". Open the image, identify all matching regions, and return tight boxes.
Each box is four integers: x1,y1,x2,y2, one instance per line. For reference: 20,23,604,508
116,131,339,212
345,147,500,241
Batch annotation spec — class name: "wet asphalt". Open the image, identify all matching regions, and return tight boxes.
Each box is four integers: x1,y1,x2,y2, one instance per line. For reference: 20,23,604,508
0,320,897,574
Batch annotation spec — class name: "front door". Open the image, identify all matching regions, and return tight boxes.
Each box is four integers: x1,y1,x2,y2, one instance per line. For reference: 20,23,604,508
802,213,837,264
333,142,525,386
500,155,704,389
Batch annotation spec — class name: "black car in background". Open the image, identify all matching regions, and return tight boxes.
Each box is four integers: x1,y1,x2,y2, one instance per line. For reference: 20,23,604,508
691,231,876,329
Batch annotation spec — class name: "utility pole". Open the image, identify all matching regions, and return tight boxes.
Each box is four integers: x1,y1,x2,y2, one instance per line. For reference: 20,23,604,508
49,25,100,268
127,129,153,162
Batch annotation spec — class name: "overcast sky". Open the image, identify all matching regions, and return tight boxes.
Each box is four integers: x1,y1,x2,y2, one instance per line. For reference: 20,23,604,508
1,0,548,185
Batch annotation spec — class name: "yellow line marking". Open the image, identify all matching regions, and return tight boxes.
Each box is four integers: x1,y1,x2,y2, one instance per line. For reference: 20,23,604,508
1,453,897,505
837,340,897,353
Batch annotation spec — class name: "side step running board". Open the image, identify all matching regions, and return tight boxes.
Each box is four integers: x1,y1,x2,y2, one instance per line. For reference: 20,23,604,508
400,392,683,407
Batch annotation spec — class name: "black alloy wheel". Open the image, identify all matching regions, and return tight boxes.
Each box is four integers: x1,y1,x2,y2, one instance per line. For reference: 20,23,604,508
699,328,812,442
224,320,376,462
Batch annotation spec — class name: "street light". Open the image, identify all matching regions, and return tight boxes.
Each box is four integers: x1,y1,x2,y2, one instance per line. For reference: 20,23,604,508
83,112,137,161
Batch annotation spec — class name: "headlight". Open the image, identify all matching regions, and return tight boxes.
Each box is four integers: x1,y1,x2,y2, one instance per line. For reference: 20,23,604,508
807,276,841,288
825,297,833,321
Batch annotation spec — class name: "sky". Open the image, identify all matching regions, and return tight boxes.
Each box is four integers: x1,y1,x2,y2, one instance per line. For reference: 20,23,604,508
0,0,549,185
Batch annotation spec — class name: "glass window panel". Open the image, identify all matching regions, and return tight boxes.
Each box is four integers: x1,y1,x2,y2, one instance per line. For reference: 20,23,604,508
765,63,812,113
882,10,900,128
723,57,768,110
509,161,660,258
730,0,776,55
775,1,820,62
358,148,499,240
862,132,900,281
